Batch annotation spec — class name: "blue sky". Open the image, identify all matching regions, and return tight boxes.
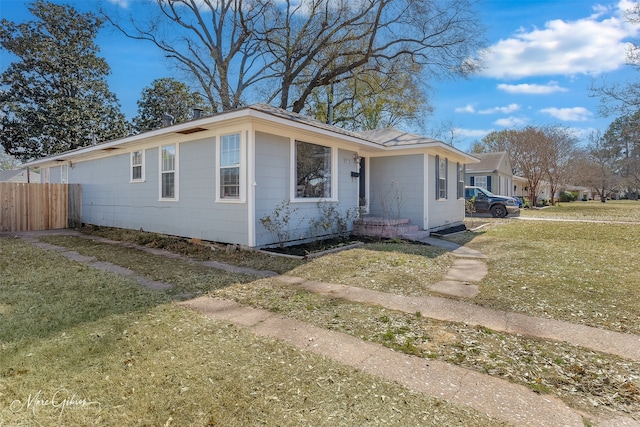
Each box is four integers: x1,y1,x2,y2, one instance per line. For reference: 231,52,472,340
1,0,639,152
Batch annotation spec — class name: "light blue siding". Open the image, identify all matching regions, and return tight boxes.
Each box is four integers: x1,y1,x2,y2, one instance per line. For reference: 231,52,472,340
74,137,250,245
369,155,425,228
253,132,359,247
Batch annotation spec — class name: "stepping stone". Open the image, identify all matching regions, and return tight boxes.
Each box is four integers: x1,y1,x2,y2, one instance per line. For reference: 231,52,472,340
444,258,487,283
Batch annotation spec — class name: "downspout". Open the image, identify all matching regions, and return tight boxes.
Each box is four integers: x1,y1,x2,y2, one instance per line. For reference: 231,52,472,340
424,153,429,232
246,128,256,247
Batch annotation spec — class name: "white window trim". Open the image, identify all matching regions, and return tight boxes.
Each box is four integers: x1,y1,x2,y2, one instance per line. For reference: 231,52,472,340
216,132,246,203
159,143,179,201
43,168,50,183
290,139,338,203
130,149,145,183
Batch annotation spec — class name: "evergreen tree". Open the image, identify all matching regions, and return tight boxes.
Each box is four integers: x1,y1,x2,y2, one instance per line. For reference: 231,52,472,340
0,0,128,161
133,78,208,132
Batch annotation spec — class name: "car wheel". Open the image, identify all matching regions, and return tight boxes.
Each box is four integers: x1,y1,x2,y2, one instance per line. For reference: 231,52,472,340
490,204,507,218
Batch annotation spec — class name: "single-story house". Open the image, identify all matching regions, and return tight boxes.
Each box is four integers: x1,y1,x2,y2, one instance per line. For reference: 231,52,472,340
24,104,478,247
465,151,514,196
0,169,40,183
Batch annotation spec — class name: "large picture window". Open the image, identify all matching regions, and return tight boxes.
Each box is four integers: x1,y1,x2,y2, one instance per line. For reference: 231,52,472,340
161,144,176,199
131,150,144,182
295,140,331,199
220,133,240,199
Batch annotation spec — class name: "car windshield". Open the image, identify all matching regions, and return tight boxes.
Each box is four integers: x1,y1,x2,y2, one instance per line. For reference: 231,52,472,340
478,188,495,197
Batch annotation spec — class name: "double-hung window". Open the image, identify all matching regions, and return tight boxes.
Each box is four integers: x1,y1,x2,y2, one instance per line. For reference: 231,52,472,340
220,133,241,199
436,155,447,200
295,140,332,199
160,144,177,200
131,150,144,182
474,176,487,190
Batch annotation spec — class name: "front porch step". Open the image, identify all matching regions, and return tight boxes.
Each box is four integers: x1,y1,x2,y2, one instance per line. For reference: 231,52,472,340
353,217,427,239
399,230,431,241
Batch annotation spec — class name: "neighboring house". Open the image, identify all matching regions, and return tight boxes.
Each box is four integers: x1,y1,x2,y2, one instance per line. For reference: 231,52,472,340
564,185,591,201
465,151,514,196
513,175,527,198
24,104,477,248
0,169,40,183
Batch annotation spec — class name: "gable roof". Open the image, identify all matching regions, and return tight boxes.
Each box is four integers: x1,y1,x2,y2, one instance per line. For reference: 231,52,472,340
358,128,478,162
359,128,440,146
24,104,478,167
465,151,509,173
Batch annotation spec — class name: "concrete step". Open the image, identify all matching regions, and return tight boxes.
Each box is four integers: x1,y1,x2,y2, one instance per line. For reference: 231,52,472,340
399,230,430,241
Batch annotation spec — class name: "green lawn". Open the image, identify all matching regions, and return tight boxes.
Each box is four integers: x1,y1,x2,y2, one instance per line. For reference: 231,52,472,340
2,200,640,424
0,236,501,426
520,199,640,222
460,201,640,334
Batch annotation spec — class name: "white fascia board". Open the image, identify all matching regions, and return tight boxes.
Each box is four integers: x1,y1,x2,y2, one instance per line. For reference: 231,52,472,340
382,142,480,163
245,109,385,151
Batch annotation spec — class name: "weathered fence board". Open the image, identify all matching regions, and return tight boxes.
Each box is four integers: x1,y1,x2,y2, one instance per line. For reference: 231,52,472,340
0,183,81,232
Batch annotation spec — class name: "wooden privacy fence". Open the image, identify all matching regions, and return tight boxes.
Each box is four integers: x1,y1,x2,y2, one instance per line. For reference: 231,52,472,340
0,183,82,232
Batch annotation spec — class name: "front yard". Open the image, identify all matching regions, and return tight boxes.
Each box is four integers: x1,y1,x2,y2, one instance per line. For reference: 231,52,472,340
1,200,639,425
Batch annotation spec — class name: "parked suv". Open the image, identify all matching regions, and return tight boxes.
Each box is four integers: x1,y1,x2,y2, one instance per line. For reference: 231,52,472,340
465,186,520,218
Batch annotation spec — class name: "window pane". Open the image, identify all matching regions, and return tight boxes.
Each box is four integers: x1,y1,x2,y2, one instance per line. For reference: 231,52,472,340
296,140,331,198
220,167,240,198
132,165,142,180
221,134,240,167
132,150,142,166
475,176,487,189
162,172,175,198
162,145,175,172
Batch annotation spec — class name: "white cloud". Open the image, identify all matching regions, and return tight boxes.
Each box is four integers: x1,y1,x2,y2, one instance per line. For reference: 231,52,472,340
455,103,520,115
539,107,593,121
454,104,476,113
107,0,130,7
479,103,521,114
494,117,528,127
497,82,569,94
480,1,639,78
454,128,493,138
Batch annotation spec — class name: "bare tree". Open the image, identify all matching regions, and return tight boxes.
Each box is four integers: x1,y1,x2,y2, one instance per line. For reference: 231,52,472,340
540,125,578,205
573,131,621,202
478,126,569,205
589,2,640,117
105,0,485,116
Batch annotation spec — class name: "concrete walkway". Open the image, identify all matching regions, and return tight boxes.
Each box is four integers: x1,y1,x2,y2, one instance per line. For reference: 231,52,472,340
4,229,639,426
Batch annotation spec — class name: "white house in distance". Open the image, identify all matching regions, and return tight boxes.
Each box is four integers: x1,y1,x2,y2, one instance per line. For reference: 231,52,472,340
0,169,40,183
465,151,515,196
25,104,478,248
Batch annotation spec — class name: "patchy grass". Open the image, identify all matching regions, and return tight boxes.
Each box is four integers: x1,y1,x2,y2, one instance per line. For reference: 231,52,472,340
520,200,640,222
458,220,640,335
0,237,503,426
212,279,640,419
287,242,452,296
78,225,304,274
5,199,640,423
38,235,257,298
